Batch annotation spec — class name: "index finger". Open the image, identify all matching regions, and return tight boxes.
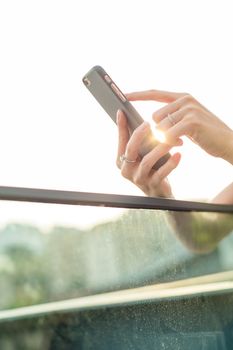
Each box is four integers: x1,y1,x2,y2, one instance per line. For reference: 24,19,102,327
126,89,186,103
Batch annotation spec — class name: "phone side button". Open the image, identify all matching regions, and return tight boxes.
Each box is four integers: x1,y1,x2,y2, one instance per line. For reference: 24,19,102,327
104,75,112,83
111,83,126,102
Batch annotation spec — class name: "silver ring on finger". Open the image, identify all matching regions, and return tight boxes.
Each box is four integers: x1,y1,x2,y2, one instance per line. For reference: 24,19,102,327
167,113,176,126
120,154,137,164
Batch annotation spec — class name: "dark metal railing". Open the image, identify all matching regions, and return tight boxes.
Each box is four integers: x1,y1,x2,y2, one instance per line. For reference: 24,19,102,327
0,186,233,213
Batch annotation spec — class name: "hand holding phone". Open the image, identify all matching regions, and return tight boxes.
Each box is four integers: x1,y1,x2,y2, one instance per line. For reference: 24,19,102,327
82,66,170,170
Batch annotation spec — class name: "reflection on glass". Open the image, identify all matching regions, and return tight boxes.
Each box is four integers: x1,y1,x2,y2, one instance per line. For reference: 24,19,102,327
0,201,233,312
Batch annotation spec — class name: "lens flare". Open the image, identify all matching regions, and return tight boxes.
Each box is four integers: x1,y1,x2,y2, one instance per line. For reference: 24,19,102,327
151,127,166,143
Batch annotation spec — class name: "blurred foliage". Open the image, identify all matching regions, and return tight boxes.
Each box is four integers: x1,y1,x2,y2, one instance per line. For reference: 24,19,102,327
0,210,233,311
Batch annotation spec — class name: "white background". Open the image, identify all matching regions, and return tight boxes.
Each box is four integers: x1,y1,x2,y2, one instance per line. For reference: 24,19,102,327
0,0,233,218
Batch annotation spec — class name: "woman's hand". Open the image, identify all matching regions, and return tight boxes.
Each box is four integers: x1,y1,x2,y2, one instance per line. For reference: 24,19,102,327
126,90,233,165
116,110,181,198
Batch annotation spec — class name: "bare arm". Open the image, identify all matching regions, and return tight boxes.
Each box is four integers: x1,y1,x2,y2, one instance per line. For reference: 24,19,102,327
170,210,233,254
211,182,233,204
170,182,233,253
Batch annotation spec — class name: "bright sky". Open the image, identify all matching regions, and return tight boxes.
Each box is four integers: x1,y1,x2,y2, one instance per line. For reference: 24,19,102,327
0,0,233,227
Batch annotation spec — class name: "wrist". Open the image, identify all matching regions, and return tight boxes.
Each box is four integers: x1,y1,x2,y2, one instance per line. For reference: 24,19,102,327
147,188,174,199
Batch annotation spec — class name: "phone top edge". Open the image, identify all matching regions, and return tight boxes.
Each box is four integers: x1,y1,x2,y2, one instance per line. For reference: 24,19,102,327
82,65,106,79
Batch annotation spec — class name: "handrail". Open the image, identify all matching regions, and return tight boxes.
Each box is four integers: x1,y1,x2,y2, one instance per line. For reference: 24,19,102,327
0,186,233,213
0,271,233,322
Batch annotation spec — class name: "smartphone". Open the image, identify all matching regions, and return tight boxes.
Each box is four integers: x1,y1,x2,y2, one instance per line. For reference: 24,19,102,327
82,65,170,170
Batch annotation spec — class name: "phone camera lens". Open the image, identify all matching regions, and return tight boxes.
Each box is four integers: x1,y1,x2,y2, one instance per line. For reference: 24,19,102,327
83,77,91,87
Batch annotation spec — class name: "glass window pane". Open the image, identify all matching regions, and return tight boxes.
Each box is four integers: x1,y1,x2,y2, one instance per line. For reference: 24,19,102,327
0,200,233,310
1,198,233,349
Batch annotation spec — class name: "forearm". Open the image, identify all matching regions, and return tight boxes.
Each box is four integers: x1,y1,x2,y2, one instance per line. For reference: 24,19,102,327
169,211,233,254
211,182,233,204
166,179,233,253
222,130,233,165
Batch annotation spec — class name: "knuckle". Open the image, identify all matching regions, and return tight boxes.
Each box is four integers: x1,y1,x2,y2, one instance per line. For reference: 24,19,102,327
184,113,199,128
185,111,199,125
180,91,188,96
121,167,131,180
184,105,196,115
181,93,194,104
133,174,143,187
